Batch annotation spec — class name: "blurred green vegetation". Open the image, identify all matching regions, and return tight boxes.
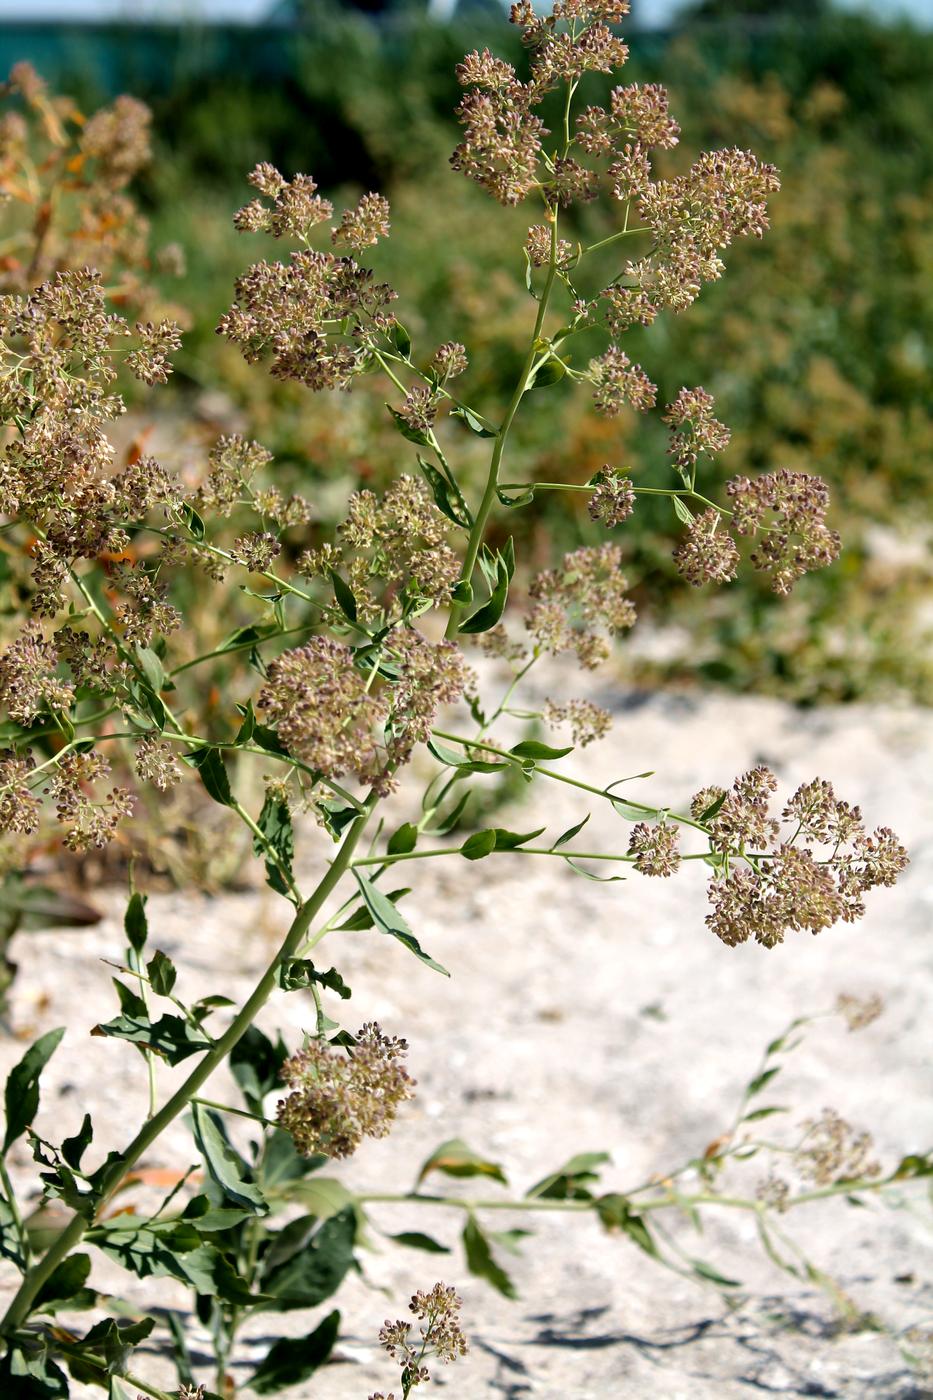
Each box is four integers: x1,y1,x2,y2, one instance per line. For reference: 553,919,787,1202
30,5,933,701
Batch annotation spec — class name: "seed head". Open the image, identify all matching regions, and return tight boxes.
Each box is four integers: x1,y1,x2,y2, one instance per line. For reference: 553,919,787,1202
277,1022,415,1159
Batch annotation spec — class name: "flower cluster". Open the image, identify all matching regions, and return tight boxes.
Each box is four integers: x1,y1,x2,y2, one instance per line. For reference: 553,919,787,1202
377,1283,468,1393
331,192,391,253
385,630,472,767
673,509,739,586
0,270,180,612
603,148,780,331
588,346,656,416
587,468,635,527
308,475,460,615
0,623,73,723
221,165,398,390
794,1108,881,1186
663,387,731,473
277,1022,415,1159
46,751,133,852
628,820,681,876
700,771,908,947
726,469,841,595
258,637,388,789
1,67,180,317
835,991,883,1032
526,543,636,667
544,697,612,746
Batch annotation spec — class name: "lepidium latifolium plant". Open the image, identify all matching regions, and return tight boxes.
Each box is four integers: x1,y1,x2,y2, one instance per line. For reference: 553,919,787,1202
0,1,923,1395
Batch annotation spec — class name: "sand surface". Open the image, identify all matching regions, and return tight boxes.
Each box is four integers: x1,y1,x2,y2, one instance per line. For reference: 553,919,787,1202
1,680,931,1398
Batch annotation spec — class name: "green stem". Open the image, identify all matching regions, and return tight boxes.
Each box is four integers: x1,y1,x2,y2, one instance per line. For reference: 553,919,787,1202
445,208,563,639
582,225,651,255
192,1097,277,1128
0,1157,30,1269
431,728,709,834
352,846,720,868
0,796,376,1337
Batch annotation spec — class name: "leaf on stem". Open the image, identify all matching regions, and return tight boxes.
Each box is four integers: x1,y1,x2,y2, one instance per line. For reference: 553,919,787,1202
191,1103,269,1216
3,1027,65,1153
247,1309,340,1394
417,1137,508,1187
352,871,449,976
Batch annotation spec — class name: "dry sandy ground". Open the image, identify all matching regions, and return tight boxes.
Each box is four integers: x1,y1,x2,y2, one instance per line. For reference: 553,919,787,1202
0,682,931,1399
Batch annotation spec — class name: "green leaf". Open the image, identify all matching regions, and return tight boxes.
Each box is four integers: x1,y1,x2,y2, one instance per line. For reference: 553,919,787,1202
460,826,544,860
458,553,509,635
329,568,358,623
276,961,351,1000
553,814,590,849
4,1027,65,1152
255,792,294,896
747,1066,781,1096
191,1103,269,1215
274,1178,355,1221
387,405,430,446
259,1207,355,1311
0,1342,69,1397
527,1151,610,1201
462,1215,516,1298
451,404,496,437
334,886,409,932
185,747,234,806
91,1013,210,1066
181,501,205,539
742,1106,788,1123
352,871,449,976
248,1309,340,1394
417,455,472,528
61,1114,93,1172
690,1258,741,1288
123,892,148,955
595,1195,660,1259
387,821,418,856
391,320,412,357
417,1138,507,1187
135,646,164,694
34,1252,92,1312
89,1220,255,1303
496,485,536,508
386,1230,451,1254
146,949,177,997
220,624,277,658
459,828,496,861
698,791,727,823
510,740,573,760
229,1025,288,1114
894,1152,933,1179
529,356,566,390
672,495,695,527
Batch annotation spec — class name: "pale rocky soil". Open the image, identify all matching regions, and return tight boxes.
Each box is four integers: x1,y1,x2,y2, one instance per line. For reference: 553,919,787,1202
1,680,931,1399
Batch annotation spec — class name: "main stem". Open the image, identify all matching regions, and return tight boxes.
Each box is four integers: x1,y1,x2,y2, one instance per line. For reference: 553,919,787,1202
445,214,561,640
0,798,375,1337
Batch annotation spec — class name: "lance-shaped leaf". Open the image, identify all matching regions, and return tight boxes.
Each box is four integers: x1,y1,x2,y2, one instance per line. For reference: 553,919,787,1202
190,1103,269,1215
248,1309,340,1395
460,826,545,861
526,1151,610,1200
417,1138,507,1187
184,746,234,807
4,1027,65,1153
417,455,472,528
462,1214,516,1298
352,871,449,976
458,552,509,635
